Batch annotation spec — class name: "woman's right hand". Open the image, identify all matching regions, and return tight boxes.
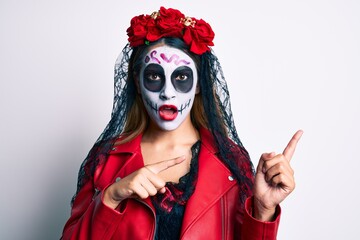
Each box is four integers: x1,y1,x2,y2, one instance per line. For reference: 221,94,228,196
103,156,186,209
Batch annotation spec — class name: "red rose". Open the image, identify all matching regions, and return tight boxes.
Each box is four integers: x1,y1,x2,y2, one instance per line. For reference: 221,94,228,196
146,17,162,42
183,18,215,55
146,7,184,41
126,7,215,55
127,15,152,47
157,7,184,31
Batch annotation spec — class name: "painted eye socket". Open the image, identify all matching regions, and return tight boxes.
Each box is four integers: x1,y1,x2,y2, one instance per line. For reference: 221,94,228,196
143,64,164,92
171,66,194,93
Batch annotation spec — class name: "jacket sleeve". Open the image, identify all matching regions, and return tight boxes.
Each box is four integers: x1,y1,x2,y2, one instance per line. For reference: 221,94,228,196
240,197,281,240
61,180,124,240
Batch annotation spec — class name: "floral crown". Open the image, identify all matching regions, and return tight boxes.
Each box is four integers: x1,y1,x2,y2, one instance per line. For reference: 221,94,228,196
126,7,215,55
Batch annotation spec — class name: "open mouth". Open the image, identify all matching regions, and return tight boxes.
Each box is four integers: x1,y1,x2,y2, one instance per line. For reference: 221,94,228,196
159,105,178,121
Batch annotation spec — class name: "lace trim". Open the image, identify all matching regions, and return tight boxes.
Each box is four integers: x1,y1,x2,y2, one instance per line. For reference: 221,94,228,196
151,140,200,213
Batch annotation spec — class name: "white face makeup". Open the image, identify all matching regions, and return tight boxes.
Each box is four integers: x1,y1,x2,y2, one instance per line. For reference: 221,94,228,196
139,45,198,131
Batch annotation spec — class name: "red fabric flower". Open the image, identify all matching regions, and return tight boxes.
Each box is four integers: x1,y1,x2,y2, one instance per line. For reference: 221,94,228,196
146,7,184,42
126,7,215,55
127,14,152,47
157,7,184,33
145,17,160,42
183,19,215,55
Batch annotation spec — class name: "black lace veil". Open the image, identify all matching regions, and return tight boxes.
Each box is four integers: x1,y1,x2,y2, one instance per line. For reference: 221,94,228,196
72,42,255,206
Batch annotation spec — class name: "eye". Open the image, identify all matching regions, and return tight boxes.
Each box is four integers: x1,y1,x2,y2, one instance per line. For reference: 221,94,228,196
147,73,162,81
175,74,188,81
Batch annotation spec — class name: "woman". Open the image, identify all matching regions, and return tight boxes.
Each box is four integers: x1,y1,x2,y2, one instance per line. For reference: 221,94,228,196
62,7,302,240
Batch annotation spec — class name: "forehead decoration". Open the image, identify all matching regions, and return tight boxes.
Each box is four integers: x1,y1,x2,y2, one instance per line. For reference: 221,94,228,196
127,7,215,55
144,50,191,65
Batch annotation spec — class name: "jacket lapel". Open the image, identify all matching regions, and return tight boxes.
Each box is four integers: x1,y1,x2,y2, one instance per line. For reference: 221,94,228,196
180,129,237,236
98,128,237,235
95,133,146,190
111,133,156,212
112,133,145,178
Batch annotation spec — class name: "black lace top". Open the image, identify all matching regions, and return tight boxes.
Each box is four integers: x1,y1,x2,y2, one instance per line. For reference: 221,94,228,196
151,141,200,240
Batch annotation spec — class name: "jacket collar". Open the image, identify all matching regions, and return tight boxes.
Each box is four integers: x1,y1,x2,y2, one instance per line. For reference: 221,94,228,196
110,133,143,154
109,127,235,232
198,127,218,154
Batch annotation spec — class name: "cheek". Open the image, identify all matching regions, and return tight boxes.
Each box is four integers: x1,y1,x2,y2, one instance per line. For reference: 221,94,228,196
178,87,197,104
141,88,159,103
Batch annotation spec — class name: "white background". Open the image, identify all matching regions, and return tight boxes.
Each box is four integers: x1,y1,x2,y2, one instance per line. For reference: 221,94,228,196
1,0,359,239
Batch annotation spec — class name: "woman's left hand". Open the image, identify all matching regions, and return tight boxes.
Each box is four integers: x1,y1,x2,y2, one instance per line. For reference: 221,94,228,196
253,130,303,221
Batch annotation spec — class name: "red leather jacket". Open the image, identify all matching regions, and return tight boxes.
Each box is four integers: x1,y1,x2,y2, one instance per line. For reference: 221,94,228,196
62,128,280,239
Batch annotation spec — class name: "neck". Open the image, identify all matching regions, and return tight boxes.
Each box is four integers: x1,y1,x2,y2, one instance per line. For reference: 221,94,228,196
143,117,199,147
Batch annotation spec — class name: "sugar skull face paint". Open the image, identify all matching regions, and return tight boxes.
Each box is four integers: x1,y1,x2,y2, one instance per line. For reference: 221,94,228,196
139,45,198,131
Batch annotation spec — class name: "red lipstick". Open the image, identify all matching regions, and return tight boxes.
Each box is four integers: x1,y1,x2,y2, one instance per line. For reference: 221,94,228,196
159,105,178,121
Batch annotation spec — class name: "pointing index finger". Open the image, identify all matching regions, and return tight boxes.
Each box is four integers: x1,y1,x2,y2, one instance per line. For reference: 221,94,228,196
283,130,303,161
146,156,186,174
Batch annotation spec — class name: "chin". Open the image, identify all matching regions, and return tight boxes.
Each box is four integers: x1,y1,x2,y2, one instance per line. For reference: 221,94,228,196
157,123,181,131
153,117,186,131
149,114,188,131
